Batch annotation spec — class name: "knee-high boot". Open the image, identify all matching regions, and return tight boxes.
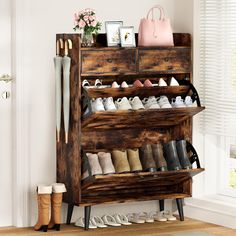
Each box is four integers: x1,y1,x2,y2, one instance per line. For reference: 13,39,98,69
48,183,66,231
34,185,52,232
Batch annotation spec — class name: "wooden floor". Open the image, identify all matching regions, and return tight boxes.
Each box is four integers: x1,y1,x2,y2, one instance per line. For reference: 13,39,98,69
0,218,235,236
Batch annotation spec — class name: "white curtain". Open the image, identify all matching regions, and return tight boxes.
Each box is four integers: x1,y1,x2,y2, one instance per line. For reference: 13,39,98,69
199,0,236,137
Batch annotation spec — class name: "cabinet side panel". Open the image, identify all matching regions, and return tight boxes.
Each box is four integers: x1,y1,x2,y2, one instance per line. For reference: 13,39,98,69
57,34,81,204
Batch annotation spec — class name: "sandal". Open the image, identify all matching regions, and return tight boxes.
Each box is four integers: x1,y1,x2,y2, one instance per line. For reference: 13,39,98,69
91,216,107,228
163,211,177,221
74,217,97,229
127,213,145,224
113,214,132,225
102,215,121,226
139,212,154,223
150,211,167,222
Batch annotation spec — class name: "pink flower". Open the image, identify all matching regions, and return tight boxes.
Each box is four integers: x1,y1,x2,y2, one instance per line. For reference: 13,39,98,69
89,15,95,21
78,20,86,28
91,20,97,27
84,15,89,21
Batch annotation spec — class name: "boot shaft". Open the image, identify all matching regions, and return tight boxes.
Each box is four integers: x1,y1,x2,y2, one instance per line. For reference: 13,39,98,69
139,144,156,172
112,149,131,173
163,140,182,170
151,144,167,171
127,148,142,172
176,140,192,169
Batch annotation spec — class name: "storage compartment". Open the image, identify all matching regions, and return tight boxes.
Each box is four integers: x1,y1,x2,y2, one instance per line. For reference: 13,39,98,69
81,49,137,75
139,48,191,73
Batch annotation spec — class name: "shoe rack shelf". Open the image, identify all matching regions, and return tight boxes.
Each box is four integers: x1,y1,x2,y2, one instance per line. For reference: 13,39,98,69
82,107,204,130
82,168,204,192
56,33,205,229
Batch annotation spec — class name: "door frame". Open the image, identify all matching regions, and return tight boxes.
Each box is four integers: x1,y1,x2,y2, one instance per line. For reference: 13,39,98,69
11,0,31,227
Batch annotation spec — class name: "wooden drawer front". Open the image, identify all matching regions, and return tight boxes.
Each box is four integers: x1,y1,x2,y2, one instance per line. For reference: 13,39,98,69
139,48,191,73
81,50,136,75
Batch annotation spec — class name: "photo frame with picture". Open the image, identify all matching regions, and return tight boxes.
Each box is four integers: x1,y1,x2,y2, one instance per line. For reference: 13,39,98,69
119,26,136,47
105,21,123,46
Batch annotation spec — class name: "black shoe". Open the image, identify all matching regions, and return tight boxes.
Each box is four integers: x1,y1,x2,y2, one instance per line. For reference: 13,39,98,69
176,140,192,169
139,144,157,172
163,140,182,170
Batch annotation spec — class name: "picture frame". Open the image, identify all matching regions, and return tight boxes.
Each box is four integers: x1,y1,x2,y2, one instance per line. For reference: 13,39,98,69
119,26,136,47
105,21,123,46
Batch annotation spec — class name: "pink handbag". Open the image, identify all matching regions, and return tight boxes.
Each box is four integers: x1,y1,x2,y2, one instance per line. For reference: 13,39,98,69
138,5,174,46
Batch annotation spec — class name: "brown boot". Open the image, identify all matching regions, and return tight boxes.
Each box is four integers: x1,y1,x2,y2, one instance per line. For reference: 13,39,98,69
112,149,131,173
127,149,142,172
151,144,168,171
34,185,52,232
139,145,157,172
48,183,67,231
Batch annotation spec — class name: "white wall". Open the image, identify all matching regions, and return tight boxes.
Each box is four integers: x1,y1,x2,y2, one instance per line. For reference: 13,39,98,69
11,0,194,227
0,0,12,226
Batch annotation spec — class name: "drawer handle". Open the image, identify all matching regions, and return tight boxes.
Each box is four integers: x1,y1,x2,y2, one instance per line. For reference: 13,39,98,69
107,59,113,63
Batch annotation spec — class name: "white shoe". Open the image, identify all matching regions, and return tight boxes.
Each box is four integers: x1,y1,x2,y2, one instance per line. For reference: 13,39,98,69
127,213,145,224
129,96,145,110
113,214,132,225
158,78,167,86
163,211,176,221
139,212,155,223
169,77,179,86
94,79,102,87
103,97,117,111
75,217,97,229
184,96,195,107
91,98,105,112
82,79,91,88
120,81,129,88
115,97,132,110
91,216,107,228
112,81,119,88
142,96,160,109
157,96,172,108
153,211,168,222
171,96,186,108
102,215,121,226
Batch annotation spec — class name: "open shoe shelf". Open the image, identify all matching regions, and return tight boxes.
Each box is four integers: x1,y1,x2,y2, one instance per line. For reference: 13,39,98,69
82,83,205,130
82,107,205,130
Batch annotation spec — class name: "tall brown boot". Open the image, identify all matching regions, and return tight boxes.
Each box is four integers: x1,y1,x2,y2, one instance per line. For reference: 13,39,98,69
48,183,66,231
34,185,52,232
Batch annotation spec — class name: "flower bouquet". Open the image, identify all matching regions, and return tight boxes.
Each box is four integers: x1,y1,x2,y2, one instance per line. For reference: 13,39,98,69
74,8,102,46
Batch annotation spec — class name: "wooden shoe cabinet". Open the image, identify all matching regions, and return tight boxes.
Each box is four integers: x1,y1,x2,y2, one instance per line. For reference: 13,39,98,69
56,33,205,229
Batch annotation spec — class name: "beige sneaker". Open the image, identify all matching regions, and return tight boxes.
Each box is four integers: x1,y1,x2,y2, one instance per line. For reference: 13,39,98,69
129,96,145,110
115,97,132,110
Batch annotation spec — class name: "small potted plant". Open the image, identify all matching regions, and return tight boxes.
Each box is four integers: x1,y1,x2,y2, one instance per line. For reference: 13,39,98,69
74,8,102,47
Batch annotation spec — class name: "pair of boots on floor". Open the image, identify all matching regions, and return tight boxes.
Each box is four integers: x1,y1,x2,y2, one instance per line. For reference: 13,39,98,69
34,183,66,232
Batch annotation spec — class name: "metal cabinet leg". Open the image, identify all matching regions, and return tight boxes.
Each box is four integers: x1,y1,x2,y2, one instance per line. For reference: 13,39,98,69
66,204,74,225
176,198,184,221
84,206,91,230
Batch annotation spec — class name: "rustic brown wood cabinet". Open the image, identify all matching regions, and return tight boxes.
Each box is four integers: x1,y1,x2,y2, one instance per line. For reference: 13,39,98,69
56,33,205,230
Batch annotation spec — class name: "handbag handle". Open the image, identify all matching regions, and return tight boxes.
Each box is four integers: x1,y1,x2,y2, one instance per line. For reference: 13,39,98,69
147,5,165,21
